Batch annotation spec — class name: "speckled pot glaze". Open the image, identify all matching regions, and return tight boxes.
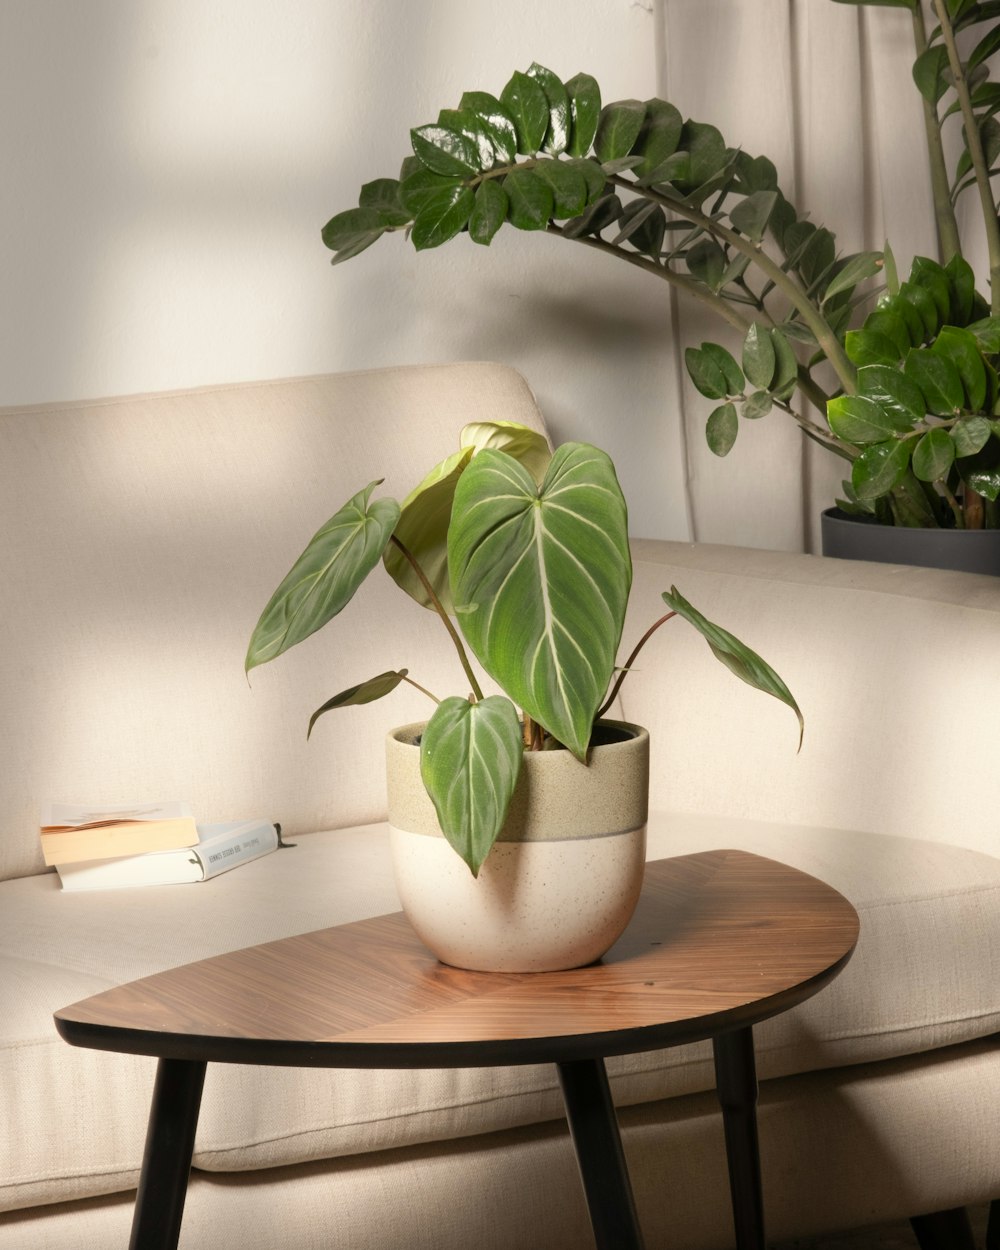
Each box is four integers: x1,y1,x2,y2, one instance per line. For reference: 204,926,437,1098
386,720,649,972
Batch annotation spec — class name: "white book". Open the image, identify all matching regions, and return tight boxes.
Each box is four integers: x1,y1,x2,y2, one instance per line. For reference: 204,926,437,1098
55,819,281,891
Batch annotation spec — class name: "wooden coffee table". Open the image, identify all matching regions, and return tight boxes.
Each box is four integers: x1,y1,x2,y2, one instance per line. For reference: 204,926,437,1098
55,849,859,1250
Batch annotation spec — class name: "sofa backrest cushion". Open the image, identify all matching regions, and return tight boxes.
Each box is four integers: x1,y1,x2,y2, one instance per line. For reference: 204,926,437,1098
0,363,549,881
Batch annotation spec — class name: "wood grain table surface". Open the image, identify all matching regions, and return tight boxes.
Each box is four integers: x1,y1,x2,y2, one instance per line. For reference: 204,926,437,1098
55,849,860,1069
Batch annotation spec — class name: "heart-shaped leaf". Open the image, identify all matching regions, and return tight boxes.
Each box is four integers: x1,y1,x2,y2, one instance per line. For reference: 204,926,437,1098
246,482,400,671
661,587,803,749
419,695,523,876
384,423,552,613
308,670,410,739
449,444,631,760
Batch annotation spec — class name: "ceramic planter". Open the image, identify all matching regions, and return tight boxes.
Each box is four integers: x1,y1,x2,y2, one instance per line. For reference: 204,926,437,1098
386,720,649,973
821,507,1000,576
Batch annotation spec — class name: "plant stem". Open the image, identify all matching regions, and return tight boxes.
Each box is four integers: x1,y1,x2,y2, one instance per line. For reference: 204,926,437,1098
388,535,485,702
547,223,755,337
596,611,677,720
912,2,962,263
933,0,1000,312
608,175,859,396
401,674,441,704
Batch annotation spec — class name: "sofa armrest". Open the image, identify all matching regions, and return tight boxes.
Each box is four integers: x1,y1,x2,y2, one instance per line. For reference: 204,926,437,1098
618,538,1000,857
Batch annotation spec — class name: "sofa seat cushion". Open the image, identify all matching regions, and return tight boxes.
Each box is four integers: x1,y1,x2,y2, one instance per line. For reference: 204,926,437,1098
3,816,998,1211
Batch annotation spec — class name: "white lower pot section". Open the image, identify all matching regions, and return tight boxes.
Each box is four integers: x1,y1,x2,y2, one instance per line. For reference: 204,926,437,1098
386,720,649,973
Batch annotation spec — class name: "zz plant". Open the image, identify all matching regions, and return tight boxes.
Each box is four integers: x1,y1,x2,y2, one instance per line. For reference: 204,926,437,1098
322,1,1000,529
246,421,802,875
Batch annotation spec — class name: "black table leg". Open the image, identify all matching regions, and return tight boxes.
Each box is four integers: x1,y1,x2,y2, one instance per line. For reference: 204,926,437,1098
713,1026,765,1250
129,1057,207,1250
556,1057,645,1250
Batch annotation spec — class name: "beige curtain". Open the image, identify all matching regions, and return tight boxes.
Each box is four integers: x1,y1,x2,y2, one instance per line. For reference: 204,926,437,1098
655,0,973,552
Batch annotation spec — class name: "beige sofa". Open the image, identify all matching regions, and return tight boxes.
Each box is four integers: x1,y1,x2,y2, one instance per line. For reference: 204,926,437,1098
1,361,998,1249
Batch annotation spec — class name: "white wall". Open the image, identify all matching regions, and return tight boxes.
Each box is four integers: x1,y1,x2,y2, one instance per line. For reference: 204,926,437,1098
1,0,690,541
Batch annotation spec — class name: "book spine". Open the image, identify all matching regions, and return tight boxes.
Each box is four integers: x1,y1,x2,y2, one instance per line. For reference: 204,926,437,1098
195,823,278,879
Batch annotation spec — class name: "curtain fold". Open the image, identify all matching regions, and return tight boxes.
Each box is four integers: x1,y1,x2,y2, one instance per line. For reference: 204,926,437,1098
657,0,948,552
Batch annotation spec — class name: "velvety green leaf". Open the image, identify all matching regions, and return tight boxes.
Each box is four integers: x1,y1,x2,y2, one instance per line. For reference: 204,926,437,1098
864,308,911,357
912,427,957,482
308,670,409,739
534,158,588,218
438,108,497,170
384,422,552,613
459,91,518,165
246,482,400,671
411,125,481,177
632,98,683,180
822,251,884,304
449,445,631,760
410,184,475,250
419,695,523,876
500,71,550,154
769,328,799,399
743,391,773,420
358,179,411,226
564,72,602,157
469,179,509,245
913,44,950,104
851,440,913,501
685,238,727,289
504,167,554,230
729,190,778,242
827,395,907,444
899,280,941,340
383,448,471,613
399,169,464,216
968,315,1000,353
561,192,623,239
321,207,387,260
527,62,570,155
593,99,646,163
944,254,977,325
952,415,992,456
706,403,739,456
845,329,902,367
661,586,803,749
904,347,966,414
932,325,988,409
742,322,776,389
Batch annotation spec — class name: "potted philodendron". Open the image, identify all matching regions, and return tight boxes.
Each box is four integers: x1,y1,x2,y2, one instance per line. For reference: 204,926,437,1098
321,0,1000,574
246,420,802,972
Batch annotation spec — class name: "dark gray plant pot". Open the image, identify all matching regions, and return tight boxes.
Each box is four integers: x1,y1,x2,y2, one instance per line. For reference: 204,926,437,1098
820,507,1000,575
